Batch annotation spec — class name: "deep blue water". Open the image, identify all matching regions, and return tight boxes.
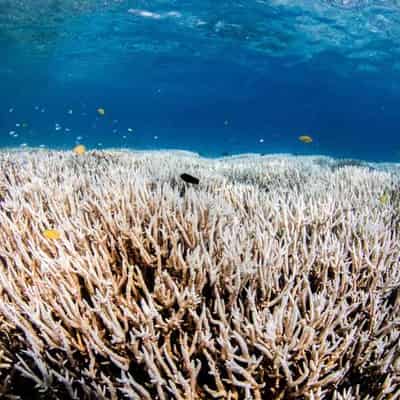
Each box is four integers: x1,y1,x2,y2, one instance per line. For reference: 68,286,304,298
1,0,400,161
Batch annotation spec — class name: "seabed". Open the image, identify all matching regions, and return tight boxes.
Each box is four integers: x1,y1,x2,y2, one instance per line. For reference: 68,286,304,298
0,148,399,399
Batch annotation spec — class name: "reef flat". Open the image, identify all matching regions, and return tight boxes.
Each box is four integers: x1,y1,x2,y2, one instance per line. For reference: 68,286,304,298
0,149,399,399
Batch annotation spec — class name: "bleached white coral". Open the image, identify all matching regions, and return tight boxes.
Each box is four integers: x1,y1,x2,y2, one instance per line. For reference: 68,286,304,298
0,150,399,399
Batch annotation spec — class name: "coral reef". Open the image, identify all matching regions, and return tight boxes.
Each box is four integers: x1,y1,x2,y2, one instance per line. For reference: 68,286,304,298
0,149,399,399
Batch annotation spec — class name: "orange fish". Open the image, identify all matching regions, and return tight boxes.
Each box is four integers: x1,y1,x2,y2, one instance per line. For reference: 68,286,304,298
43,229,61,240
299,135,313,143
73,145,86,155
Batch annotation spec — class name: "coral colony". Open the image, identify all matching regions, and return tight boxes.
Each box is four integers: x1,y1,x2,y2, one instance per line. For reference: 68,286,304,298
0,149,399,399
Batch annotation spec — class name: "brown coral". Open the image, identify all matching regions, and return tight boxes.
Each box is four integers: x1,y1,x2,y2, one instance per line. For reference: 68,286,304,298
0,149,399,399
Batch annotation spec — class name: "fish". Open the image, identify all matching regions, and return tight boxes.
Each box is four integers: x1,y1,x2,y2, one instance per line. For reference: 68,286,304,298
73,144,86,155
180,173,199,184
97,108,105,116
299,135,313,143
43,229,61,240
379,192,390,205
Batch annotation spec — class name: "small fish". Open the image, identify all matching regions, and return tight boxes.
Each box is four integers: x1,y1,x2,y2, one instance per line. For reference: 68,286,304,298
43,229,61,240
97,108,105,116
67,109,73,114
73,144,86,155
22,122,28,128
180,173,199,185
379,192,390,205
299,135,313,143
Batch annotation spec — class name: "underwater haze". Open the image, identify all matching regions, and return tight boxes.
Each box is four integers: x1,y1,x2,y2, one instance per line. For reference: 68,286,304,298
1,0,400,161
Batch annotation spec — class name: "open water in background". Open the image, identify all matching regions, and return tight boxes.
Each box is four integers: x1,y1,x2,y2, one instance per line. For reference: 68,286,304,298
1,0,400,161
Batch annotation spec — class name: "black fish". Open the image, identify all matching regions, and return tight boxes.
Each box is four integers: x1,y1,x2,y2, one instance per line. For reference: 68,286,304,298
180,173,199,185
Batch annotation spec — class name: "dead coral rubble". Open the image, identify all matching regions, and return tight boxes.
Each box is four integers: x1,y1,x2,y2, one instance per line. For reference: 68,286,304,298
0,150,399,400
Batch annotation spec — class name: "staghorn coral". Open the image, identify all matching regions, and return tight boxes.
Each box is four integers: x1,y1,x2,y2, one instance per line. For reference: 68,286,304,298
0,149,399,400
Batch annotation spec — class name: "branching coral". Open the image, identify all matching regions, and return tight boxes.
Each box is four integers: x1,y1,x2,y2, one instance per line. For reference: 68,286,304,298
0,150,399,399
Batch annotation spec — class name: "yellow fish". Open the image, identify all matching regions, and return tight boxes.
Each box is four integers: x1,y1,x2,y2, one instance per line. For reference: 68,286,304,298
43,229,61,240
379,192,390,205
97,108,105,116
299,135,313,143
73,144,86,155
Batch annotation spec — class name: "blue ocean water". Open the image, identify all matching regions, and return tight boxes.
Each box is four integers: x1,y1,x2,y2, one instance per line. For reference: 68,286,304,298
1,0,400,161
